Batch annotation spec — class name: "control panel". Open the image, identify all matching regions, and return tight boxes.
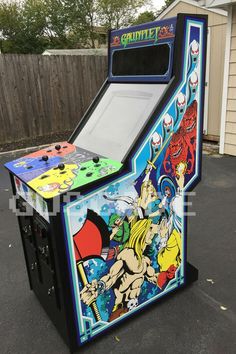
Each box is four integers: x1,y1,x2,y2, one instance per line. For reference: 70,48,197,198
5,142,123,198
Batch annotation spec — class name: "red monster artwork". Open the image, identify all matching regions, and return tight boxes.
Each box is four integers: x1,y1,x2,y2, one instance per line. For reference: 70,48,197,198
111,36,120,46
163,100,197,177
180,100,197,151
159,25,174,39
163,128,195,177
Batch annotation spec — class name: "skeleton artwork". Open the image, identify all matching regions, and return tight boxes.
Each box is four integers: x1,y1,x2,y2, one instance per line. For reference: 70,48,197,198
150,132,163,159
176,92,187,124
127,298,139,311
188,71,198,104
162,114,174,141
188,40,200,75
190,40,199,63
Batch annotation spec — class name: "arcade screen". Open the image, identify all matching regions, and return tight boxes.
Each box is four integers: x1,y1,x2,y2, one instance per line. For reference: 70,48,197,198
112,44,170,76
73,83,167,162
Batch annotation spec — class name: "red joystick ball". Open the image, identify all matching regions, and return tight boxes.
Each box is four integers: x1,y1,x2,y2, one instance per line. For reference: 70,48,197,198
42,155,49,162
55,144,61,152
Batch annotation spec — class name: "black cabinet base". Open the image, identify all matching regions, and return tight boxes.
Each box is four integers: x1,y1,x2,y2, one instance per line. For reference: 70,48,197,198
186,262,199,284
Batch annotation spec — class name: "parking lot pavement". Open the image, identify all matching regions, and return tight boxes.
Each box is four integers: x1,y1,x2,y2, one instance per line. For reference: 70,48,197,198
0,151,236,354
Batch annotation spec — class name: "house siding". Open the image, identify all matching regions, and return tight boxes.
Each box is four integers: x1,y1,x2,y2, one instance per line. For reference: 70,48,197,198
159,1,227,139
225,4,236,156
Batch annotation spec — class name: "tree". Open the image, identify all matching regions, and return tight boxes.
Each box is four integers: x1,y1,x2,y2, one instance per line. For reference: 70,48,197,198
97,0,147,30
165,0,175,6
132,11,156,26
21,0,48,53
0,0,48,53
42,0,69,47
0,2,23,52
157,0,175,16
65,0,100,48
0,0,150,53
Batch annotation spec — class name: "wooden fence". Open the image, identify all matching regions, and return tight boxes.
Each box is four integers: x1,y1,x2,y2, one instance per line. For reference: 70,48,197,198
0,54,107,145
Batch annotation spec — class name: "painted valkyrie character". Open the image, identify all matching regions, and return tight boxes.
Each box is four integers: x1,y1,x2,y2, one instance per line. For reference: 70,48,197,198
137,165,164,223
105,164,164,224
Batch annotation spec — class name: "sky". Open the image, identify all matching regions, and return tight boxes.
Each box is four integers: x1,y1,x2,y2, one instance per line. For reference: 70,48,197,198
4,0,167,12
152,0,166,10
139,0,167,14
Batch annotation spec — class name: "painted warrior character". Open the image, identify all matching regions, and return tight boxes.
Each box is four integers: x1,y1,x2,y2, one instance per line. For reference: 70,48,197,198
104,163,166,260
81,219,160,322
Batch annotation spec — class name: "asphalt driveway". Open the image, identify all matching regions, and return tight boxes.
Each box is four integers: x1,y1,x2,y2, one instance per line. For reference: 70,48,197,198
0,150,236,354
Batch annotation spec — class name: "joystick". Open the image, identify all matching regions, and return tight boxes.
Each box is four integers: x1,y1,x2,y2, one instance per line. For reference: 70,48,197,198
58,163,65,170
42,155,49,162
55,144,61,152
93,156,100,164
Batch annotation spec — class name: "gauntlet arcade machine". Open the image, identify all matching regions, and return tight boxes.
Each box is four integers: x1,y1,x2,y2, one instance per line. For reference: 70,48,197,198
5,14,207,352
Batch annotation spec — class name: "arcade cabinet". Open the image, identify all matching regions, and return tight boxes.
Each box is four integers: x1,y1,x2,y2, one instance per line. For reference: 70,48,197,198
5,13,207,352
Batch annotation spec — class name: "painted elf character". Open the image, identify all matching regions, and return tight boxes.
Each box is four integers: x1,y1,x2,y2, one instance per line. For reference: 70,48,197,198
81,219,160,322
107,214,130,260
109,214,130,244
